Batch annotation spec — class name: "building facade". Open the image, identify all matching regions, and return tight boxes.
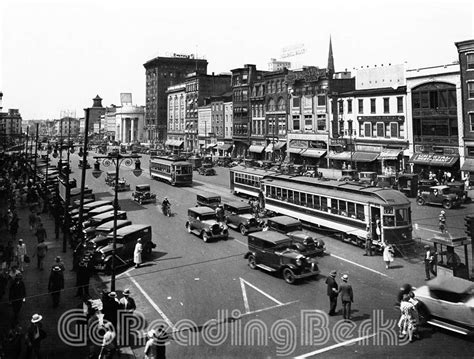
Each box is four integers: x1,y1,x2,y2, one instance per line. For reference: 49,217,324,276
84,95,105,136
166,83,186,149
144,55,208,144
406,63,462,176
115,104,145,144
209,92,232,155
54,117,80,138
0,92,22,148
197,105,213,151
455,39,474,181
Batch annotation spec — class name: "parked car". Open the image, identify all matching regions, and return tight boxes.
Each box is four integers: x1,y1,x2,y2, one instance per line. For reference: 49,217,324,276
84,219,133,251
447,181,470,203
185,206,229,242
223,201,264,235
132,184,156,204
266,216,325,257
244,231,320,284
83,210,127,231
115,178,131,192
414,276,474,336
416,185,462,209
187,156,203,170
92,224,155,272
196,192,221,209
198,163,216,176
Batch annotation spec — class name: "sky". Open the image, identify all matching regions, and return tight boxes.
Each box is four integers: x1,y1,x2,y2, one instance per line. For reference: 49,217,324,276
1,0,473,120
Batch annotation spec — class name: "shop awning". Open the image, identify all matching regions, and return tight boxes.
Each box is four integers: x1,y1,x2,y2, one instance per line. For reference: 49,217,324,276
430,154,459,167
171,141,184,147
249,145,265,153
461,158,474,172
327,151,352,161
273,142,286,150
165,140,173,146
207,144,217,149
378,149,402,160
353,151,379,163
217,144,232,151
265,143,274,153
288,147,305,154
301,149,327,158
409,153,432,165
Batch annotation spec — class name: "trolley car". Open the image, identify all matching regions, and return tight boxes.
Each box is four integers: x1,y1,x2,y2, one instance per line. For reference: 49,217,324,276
229,165,276,198
149,156,193,186
260,174,412,247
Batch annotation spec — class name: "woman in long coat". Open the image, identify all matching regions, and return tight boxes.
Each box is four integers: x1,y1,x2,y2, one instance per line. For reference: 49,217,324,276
134,238,143,268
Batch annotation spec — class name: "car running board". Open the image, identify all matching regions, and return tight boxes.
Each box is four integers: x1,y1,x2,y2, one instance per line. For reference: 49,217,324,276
427,319,471,335
256,264,277,272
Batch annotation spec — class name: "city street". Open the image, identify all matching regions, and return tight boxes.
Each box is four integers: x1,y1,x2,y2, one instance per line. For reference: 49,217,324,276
59,150,474,358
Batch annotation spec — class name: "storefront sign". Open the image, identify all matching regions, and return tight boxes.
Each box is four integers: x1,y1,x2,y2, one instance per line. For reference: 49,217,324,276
310,140,327,149
356,144,381,152
289,139,308,148
329,138,347,146
252,141,265,146
357,116,404,123
431,155,455,164
286,67,327,84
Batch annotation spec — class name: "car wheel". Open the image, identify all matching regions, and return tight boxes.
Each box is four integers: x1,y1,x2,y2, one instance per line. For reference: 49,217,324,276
202,232,209,242
442,200,453,209
248,255,257,269
416,197,425,206
239,224,248,236
283,268,296,284
186,223,192,233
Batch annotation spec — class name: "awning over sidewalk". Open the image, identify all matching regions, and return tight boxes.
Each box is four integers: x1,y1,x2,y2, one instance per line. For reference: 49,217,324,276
461,158,474,172
378,149,402,160
409,153,459,167
249,145,265,153
288,147,305,154
409,153,432,165
327,151,352,161
273,142,286,150
352,151,379,163
207,144,217,149
171,140,184,147
300,149,327,158
265,143,274,153
217,144,232,151
165,140,173,146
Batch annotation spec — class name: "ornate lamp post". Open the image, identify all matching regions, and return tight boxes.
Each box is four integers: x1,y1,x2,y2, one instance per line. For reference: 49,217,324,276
92,152,142,291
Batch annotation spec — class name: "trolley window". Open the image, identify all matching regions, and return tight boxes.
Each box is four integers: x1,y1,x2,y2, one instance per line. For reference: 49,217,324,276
356,204,365,221
321,197,328,212
395,208,409,226
348,202,356,219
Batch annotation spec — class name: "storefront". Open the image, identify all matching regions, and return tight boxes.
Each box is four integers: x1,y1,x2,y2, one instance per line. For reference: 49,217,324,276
327,149,378,171
378,148,403,175
461,158,474,186
248,141,266,160
264,141,286,162
409,152,459,177
217,143,233,157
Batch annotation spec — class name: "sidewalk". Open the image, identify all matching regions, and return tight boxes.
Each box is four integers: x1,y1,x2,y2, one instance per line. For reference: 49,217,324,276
0,201,105,358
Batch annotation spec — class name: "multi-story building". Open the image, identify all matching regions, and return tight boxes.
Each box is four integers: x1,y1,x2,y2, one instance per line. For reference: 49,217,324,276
54,117,80,137
143,55,208,144
165,83,186,148
104,106,117,142
114,103,145,144
268,58,291,71
184,72,231,151
209,92,232,156
197,104,213,151
222,101,233,155
286,66,332,165
0,92,22,148
406,63,462,176
330,64,408,173
84,95,105,135
455,39,474,181
231,64,267,156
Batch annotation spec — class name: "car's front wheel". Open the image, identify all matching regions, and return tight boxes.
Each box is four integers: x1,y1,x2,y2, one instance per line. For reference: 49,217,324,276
239,224,248,236
202,232,210,242
283,268,296,284
416,197,425,206
186,223,192,234
248,255,257,269
442,200,453,209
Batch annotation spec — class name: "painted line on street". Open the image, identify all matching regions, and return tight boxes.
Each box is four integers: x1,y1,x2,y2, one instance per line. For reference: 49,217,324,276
116,266,135,279
329,253,390,278
240,277,283,305
240,278,250,313
126,272,176,330
294,333,377,358
241,300,299,317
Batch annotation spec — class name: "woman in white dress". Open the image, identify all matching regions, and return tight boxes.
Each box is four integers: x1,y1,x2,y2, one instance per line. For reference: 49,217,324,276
383,243,394,269
133,238,142,269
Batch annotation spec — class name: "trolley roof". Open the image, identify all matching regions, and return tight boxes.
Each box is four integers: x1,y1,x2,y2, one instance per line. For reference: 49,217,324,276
230,165,277,177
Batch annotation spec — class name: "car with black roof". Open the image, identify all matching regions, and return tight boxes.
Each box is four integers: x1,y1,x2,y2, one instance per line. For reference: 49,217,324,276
185,206,228,242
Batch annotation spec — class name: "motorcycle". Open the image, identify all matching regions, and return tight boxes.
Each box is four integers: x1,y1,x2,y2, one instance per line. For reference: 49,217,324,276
162,203,171,217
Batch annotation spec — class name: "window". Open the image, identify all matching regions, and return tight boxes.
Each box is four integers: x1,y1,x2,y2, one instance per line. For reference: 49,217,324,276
338,101,343,114
317,115,326,131
468,82,474,99
467,53,474,70
370,98,376,113
277,97,286,111
293,97,301,108
376,123,384,137
470,113,474,132
383,98,390,113
347,99,352,114
364,123,372,137
390,122,399,138
304,115,313,131
356,204,365,221
317,95,326,106
397,97,403,113
293,115,300,130
358,99,364,113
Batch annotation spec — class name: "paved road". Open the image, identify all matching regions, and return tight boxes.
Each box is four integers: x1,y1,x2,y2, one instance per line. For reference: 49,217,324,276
55,151,474,358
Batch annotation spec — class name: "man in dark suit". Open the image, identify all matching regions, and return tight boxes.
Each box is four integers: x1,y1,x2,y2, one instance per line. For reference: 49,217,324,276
338,274,354,320
423,245,437,280
325,270,338,316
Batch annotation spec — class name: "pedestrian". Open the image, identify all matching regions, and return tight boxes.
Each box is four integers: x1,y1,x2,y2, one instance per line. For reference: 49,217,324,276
9,273,26,322
119,288,137,313
28,211,36,231
99,322,116,359
34,239,48,270
25,314,47,358
2,324,23,359
16,239,27,271
5,240,15,269
383,243,395,269
103,291,120,331
134,238,143,269
9,211,19,241
53,255,66,272
48,265,64,308
438,210,447,233
363,225,373,256
398,294,417,342
144,326,169,359
338,274,354,321
75,260,91,298
35,222,48,243
423,245,437,280
325,270,338,316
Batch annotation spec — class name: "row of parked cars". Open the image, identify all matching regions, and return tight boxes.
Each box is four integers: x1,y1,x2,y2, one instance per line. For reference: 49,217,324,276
185,192,324,284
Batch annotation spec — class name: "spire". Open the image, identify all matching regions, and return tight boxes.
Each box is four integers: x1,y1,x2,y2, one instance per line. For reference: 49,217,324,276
327,36,335,75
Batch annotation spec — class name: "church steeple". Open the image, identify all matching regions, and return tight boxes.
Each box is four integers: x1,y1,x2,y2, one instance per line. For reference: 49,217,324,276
327,36,335,75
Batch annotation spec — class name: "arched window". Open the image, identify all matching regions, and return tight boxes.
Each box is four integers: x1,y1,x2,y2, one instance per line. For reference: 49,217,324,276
268,98,276,112
277,97,286,111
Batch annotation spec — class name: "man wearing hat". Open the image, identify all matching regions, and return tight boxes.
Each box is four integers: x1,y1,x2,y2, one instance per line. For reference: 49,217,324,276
103,291,120,331
9,272,26,321
48,265,64,308
15,239,27,272
53,256,65,272
325,270,339,316
119,288,136,313
338,274,354,320
25,313,46,358
424,245,437,280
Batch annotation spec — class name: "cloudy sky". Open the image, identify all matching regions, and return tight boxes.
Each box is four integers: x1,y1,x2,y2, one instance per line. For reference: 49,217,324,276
1,0,473,119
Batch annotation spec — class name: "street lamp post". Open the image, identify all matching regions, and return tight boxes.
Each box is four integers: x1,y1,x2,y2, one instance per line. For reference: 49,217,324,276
92,152,142,291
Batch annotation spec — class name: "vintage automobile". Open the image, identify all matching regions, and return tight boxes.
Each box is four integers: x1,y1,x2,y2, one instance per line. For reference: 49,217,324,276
185,206,229,242
244,231,320,284
187,156,203,170
78,160,91,169
196,192,221,209
414,276,474,336
266,216,325,257
223,201,264,235
416,185,462,209
132,184,157,204
115,178,131,192
198,163,216,176
418,179,439,193
447,181,470,203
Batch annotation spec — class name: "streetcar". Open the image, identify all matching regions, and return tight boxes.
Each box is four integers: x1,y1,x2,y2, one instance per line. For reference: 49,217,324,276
149,155,193,186
229,165,276,198
260,174,412,248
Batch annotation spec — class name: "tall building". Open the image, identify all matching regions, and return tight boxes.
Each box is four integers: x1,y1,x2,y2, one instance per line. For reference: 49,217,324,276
54,117,80,137
0,92,23,149
83,95,105,136
268,58,291,71
455,39,474,180
209,92,233,156
165,83,186,148
143,55,208,144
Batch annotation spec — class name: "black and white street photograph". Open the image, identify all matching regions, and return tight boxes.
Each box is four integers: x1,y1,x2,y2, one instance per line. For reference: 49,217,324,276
0,0,473,358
